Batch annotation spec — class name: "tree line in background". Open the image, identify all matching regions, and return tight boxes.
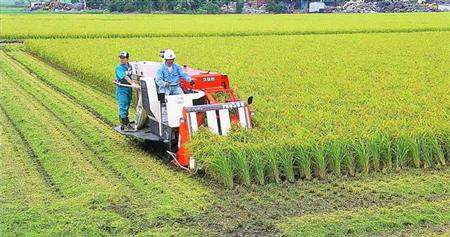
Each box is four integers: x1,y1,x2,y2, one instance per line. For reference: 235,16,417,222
79,0,305,13
7,0,350,13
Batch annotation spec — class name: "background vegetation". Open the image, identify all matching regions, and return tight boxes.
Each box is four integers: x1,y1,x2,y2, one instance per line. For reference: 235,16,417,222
2,12,449,39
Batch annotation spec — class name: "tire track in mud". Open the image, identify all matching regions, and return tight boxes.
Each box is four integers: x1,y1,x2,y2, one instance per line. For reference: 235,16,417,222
1,51,152,235
0,103,64,198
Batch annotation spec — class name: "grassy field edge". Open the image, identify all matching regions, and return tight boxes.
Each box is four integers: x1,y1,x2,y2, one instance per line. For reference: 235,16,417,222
278,198,450,236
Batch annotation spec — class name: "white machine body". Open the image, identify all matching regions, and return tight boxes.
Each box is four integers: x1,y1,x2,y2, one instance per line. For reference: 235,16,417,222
130,61,203,128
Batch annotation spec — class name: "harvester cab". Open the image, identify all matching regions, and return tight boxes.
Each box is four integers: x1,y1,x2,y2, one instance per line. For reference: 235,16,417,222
114,61,253,170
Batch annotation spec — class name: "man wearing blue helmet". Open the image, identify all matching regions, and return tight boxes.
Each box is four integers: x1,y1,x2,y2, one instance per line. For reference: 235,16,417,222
115,51,135,131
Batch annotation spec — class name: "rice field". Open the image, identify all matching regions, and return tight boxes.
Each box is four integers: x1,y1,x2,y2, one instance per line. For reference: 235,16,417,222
1,12,450,39
1,13,449,235
25,31,450,186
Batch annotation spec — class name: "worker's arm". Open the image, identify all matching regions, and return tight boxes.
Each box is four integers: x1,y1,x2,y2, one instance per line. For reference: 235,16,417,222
155,67,168,87
115,66,133,84
115,65,136,85
115,66,126,82
124,76,134,85
177,65,191,82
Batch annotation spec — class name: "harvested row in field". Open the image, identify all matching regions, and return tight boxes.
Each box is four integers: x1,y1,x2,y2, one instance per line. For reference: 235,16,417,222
0,67,146,235
0,103,62,197
1,105,140,235
25,31,450,186
0,109,59,234
2,54,149,205
6,50,118,125
186,167,450,235
278,199,450,236
0,51,212,221
0,73,123,198
0,112,52,203
1,13,450,39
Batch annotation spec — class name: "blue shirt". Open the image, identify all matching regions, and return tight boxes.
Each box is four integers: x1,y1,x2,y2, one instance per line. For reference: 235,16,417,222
155,63,191,88
115,63,132,84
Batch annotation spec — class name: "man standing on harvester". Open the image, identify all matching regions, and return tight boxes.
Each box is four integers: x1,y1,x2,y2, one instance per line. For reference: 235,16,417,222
115,51,135,131
156,49,194,95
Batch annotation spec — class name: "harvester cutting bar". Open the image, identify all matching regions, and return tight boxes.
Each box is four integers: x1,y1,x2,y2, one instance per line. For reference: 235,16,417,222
185,101,248,113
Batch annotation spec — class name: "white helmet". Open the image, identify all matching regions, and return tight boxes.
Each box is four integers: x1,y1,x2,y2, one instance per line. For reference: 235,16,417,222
163,49,176,60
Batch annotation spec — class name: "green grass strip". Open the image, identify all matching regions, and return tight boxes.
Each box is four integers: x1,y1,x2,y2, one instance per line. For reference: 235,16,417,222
0,63,123,198
7,50,118,123
0,108,55,210
278,199,450,237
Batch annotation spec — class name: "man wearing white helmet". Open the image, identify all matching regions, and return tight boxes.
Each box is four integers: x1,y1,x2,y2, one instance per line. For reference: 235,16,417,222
155,49,194,95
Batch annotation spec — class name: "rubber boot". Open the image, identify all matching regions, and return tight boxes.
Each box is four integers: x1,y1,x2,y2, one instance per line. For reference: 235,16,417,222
120,117,130,130
122,117,134,132
123,117,130,126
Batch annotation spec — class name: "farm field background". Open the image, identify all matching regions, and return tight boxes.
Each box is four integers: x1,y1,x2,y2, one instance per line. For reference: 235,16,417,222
25,31,450,186
1,12,449,236
1,12,450,39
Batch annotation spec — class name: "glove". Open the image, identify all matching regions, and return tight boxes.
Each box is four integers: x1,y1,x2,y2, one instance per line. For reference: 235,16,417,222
131,82,140,89
189,80,195,86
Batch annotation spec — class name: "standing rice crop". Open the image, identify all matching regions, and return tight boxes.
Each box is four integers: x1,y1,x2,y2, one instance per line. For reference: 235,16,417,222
312,145,327,179
327,141,343,176
355,142,370,174
392,136,411,170
231,146,251,186
294,145,312,180
23,30,450,186
281,147,295,182
410,137,421,168
4,13,450,39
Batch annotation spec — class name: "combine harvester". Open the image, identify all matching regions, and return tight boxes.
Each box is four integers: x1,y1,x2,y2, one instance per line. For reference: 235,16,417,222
114,58,253,170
